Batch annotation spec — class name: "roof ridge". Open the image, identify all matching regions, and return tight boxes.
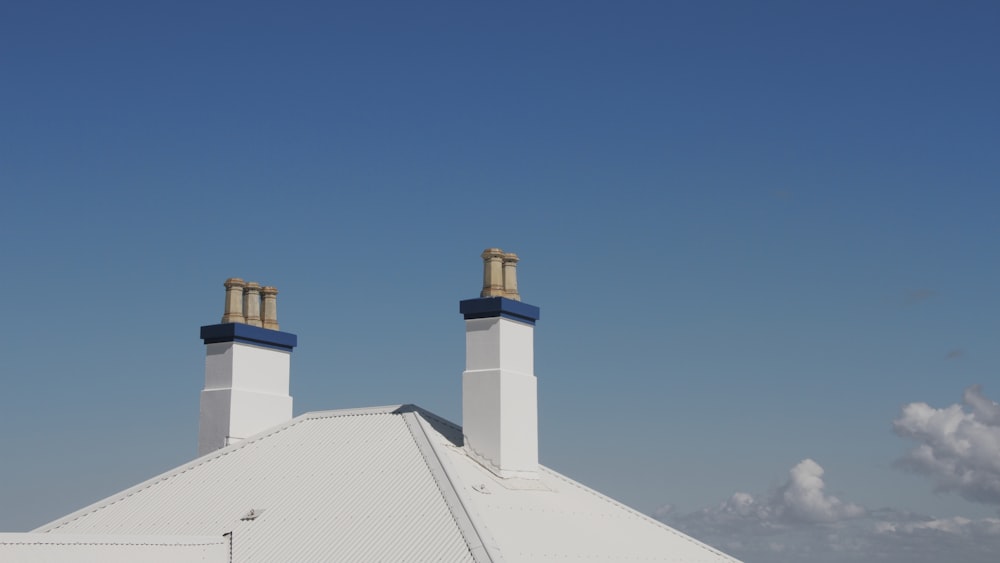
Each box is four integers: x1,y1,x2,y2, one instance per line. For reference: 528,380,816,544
396,404,463,431
403,411,503,563
302,404,406,418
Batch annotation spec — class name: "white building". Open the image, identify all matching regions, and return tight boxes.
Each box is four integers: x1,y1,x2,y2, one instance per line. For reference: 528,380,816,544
0,250,741,562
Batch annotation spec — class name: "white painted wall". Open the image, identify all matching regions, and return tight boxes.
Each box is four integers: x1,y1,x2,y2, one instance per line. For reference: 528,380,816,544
198,341,292,456
0,534,229,562
462,316,538,479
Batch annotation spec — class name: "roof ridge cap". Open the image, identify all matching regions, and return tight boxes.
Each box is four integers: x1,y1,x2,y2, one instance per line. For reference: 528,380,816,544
402,411,501,563
398,405,462,431
302,404,406,418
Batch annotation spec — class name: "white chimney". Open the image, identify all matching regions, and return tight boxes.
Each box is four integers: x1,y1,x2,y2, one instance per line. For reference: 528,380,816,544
197,279,297,456
460,249,541,479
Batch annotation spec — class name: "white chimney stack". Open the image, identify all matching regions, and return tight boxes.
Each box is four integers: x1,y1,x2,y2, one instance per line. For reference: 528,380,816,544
198,278,297,456
461,249,541,479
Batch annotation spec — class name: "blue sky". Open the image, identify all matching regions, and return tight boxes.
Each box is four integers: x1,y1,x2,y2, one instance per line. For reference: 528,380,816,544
2,2,999,561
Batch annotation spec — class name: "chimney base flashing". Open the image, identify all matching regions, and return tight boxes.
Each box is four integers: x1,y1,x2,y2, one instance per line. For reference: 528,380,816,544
200,323,298,352
463,443,541,481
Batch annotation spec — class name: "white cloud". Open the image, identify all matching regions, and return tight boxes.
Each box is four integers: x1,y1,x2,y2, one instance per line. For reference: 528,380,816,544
875,515,1000,536
893,385,1000,504
654,388,1000,562
964,385,1000,425
659,459,867,561
685,459,864,527
780,459,866,523
866,512,1000,563
658,458,1000,563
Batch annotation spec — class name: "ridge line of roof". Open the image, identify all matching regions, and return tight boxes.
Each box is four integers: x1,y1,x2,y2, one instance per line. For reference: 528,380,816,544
302,404,407,418
395,404,463,431
401,411,498,563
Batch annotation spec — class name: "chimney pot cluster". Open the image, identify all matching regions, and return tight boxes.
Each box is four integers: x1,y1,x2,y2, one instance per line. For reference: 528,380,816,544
480,248,520,301
221,277,280,330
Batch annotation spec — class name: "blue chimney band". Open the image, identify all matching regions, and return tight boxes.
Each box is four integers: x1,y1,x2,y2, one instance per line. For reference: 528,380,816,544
460,297,540,325
201,323,298,352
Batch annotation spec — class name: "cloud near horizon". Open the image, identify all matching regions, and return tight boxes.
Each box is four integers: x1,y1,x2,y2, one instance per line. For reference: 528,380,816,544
658,426,1000,563
697,459,866,527
658,459,870,561
893,385,1000,505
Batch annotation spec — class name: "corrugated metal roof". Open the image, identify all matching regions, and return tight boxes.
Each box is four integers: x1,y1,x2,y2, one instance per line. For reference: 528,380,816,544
37,405,740,562
411,410,741,563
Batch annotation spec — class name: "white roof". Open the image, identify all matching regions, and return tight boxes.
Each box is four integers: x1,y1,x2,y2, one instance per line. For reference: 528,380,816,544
36,405,740,562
